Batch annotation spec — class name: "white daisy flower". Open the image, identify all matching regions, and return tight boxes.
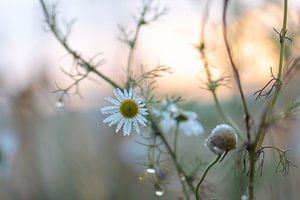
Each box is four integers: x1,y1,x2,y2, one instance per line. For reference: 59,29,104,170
101,88,148,136
153,102,204,136
205,124,238,155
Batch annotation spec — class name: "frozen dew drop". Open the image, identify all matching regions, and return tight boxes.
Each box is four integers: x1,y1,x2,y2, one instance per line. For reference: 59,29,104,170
56,100,64,109
180,174,186,182
146,167,156,174
241,195,248,200
155,189,165,197
154,185,165,197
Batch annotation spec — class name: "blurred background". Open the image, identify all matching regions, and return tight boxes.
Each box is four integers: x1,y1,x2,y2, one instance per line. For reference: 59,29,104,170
0,0,300,199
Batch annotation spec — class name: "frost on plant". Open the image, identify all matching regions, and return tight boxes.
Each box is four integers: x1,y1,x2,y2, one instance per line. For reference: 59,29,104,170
39,0,300,199
101,88,148,135
205,124,237,155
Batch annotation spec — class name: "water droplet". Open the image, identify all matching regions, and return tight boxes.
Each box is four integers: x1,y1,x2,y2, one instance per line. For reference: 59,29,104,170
155,185,165,197
56,100,64,108
241,195,248,200
146,167,155,174
155,189,165,196
180,174,186,182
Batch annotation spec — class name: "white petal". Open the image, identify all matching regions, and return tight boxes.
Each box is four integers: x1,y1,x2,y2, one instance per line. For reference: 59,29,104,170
151,108,162,117
167,104,178,113
116,118,125,133
133,118,140,134
123,88,129,99
160,117,176,134
134,98,143,104
123,119,132,135
139,108,149,115
114,88,125,102
108,113,122,126
105,96,120,106
180,120,204,136
101,106,119,114
183,111,198,120
136,114,147,126
128,87,133,99
103,112,121,123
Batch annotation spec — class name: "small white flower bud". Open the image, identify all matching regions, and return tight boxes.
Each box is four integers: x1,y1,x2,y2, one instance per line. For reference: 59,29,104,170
205,124,238,155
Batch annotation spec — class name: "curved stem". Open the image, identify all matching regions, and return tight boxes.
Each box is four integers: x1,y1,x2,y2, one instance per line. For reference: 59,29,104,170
222,0,251,142
195,154,222,200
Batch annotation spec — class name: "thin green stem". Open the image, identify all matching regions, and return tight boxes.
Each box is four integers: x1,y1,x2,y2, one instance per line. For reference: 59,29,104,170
172,122,190,199
277,0,288,81
248,147,256,200
127,23,142,79
173,122,180,158
195,154,222,200
251,2,289,199
254,0,289,151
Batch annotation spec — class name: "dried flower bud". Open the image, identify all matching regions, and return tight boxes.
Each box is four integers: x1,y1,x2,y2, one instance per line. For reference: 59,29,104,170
205,124,238,155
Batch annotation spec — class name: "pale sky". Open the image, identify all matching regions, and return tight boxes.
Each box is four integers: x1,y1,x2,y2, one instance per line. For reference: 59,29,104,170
0,0,299,109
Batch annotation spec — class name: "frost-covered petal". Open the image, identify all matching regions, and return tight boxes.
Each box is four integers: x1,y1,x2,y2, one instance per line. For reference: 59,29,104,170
205,124,237,155
123,119,132,135
114,88,125,102
134,98,143,104
123,88,129,99
132,118,140,134
105,96,120,106
136,114,147,126
101,106,119,114
116,118,125,133
128,87,133,99
139,108,149,115
108,113,122,126
103,112,121,123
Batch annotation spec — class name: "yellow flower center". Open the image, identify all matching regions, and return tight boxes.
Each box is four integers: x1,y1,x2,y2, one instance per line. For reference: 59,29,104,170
120,99,139,118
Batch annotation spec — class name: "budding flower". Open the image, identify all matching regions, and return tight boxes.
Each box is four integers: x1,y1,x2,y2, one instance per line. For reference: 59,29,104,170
205,124,238,155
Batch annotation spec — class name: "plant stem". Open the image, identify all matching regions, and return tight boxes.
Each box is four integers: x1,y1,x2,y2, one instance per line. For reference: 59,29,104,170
254,0,289,151
195,154,222,200
127,22,142,79
248,146,256,200
149,117,196,194
222,0,251,142
173,122,180,157
251,2,289,199
198,0,244,140
277,0,288,81
39,0,121,89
